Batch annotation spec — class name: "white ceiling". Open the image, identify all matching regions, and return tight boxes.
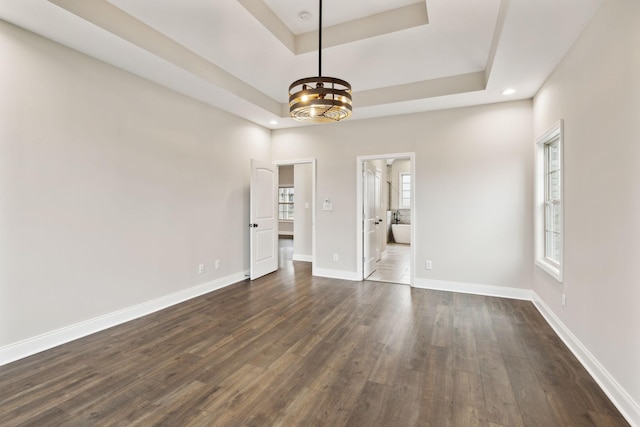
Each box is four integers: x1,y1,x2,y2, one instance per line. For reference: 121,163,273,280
0,0,604,129
263,0,423,34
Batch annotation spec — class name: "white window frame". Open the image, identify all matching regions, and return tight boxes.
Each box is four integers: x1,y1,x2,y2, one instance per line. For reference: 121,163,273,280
278,187,294,221
399,172,411,208
535,120,563,282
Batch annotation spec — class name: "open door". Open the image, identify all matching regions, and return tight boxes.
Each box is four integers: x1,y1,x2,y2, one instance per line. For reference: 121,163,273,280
374,168,383,262
250,159,278,280
363,161,377,278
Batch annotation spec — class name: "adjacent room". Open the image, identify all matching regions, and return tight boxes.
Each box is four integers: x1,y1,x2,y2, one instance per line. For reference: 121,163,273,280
1,0,638,425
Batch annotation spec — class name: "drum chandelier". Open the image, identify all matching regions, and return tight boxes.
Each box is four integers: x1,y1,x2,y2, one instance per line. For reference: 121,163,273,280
288,0,352,123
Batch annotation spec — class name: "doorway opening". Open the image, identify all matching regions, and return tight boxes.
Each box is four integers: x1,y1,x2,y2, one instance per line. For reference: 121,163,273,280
275,160,316,275
357,153,415,286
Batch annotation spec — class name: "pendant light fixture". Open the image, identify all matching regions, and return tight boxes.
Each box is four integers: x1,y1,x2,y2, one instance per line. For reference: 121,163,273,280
288,0,352,123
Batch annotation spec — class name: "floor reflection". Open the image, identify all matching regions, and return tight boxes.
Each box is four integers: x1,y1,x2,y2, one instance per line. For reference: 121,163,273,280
278,237,294,270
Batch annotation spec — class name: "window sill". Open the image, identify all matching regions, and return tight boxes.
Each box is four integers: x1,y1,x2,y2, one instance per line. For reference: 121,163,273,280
536,259,563,282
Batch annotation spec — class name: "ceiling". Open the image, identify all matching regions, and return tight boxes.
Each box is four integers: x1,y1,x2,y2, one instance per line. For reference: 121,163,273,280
0,0,604,129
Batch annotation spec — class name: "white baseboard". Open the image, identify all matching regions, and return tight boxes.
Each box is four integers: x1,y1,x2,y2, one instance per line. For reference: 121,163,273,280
0,271,246,367
413,277,533,301
532,293,640,427
313,267,360,281
292,254,313,262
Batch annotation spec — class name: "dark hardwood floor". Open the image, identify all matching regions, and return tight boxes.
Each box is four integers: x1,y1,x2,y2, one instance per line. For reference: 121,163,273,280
0,251,629,426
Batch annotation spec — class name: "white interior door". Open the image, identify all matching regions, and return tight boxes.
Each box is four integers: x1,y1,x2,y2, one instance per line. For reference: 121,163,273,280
250,159,278,280
363,162,377,278
374,169,383,262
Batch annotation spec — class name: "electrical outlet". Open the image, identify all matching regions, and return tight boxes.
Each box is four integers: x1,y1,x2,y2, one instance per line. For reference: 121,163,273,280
562,294,566,308
425,260,432,270
198,264,205,274
215,259,220,270
333,253,339,262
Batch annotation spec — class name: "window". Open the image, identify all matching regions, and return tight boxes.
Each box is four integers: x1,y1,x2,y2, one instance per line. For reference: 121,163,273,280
278,187,294,220
399,173,411,208
535,120,563,281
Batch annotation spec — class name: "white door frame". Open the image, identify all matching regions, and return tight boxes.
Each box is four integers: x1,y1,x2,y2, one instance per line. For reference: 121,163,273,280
274,159,317,276
356,153,416,285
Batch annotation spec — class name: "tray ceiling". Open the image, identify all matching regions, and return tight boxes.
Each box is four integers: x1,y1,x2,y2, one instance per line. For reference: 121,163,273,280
0,0,604,128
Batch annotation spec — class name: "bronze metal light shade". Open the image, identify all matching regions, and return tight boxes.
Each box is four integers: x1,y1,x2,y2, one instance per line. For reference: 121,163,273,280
289,76,352,123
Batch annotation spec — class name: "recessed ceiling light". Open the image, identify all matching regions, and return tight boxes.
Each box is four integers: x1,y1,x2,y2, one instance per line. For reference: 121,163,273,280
269,120,278,125
502,88,516,95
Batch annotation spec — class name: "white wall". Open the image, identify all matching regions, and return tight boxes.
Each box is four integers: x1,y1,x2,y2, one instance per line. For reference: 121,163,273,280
293,163,313,259
0,21,270,348
272,100,534,288
532,0,640,420
279,165,294,186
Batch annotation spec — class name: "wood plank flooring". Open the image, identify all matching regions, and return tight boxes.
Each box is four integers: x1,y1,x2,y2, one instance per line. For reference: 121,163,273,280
0,258,629,426
367,243,411,285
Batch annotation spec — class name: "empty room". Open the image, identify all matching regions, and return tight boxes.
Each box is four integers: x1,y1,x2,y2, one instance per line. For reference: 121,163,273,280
1,0,638,425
